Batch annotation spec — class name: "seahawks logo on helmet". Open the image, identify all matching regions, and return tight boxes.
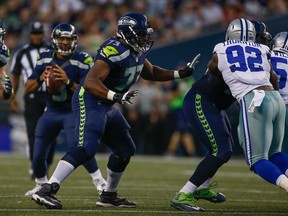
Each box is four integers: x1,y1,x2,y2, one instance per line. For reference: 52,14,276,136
118,17,137,26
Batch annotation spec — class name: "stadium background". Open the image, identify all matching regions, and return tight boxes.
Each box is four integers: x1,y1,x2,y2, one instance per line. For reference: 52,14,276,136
0,0,287,157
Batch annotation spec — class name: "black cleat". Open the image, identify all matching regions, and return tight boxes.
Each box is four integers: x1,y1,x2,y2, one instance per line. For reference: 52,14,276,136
32,183,62,209
96,191,136,208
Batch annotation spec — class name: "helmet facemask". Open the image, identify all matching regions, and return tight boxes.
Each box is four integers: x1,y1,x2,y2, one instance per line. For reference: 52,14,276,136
0,27,6,46
52,36,77,56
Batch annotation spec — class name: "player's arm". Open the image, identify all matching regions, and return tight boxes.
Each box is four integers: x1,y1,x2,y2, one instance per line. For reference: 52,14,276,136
9,73,20,112
84,60,137,105
141,54,200,81
269,68,279,90
207,53,221,76
24,67,48,94
51,64,75,91
0,65,13,100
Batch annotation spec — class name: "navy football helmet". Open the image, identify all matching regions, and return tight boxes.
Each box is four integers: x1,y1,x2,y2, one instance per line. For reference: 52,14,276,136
0,20,6,46
225,18,256,42
51,23,78,56
117,12,154,53
250,20,271,46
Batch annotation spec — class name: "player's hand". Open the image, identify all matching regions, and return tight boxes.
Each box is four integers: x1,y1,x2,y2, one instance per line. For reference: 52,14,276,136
178,53,201,78
113,90,138,105
3,75,12,100
52,65,69,84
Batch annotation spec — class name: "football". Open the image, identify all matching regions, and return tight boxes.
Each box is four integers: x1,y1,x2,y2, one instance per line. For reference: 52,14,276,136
46,66,62,95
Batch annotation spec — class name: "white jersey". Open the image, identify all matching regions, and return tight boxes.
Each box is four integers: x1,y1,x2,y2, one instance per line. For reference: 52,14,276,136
214,40,272,101
270,51,288,104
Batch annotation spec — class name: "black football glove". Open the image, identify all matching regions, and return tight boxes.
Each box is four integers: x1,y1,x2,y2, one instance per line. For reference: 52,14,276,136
2,75,12,100
178,53,201,78
113,90,138,105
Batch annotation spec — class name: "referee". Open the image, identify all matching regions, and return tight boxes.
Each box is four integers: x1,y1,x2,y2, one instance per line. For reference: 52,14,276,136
9,21,56,180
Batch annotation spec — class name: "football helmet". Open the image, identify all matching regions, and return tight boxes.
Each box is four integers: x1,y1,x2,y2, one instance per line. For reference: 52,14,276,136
250,20,271,46
117,12,154,53
0,20,6,46
225,18,256,42
51,23,77,56
271,32,288,55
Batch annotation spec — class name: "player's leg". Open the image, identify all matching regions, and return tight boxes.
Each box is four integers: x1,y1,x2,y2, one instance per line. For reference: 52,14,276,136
239,92,288,191
24,97,45,179
64,111,106,195
31,102,106,209
96,107,136,207
170,91,231,212
26,111,61,197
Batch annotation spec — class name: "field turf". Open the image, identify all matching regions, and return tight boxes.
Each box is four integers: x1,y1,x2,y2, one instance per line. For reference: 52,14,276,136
0,153,287,216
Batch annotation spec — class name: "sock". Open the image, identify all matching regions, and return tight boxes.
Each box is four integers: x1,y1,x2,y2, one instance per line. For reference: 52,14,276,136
48,160,75,184
35,176,48,185
105,167,123,192
269,152,288,175
179,181,198,193
90,169,104,182
253,159,283,185
276,174,288,192
197,178,211,189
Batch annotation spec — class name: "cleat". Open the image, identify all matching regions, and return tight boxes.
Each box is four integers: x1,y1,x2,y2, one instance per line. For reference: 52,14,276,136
96,191,136,208
193,181,226,203
93,177,107,195
25,183,41,197
170,192,204,212
31,183,62,209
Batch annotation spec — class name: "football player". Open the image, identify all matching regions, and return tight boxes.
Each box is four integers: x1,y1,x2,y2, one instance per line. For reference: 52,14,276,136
270,32,288,153
25,23,106,197
212,18,288,197
31,12,200,209
0,20,12,100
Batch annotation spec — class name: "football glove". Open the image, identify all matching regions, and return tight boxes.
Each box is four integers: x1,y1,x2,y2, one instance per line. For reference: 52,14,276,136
2,75,12,100
113,90,138,105
178,53,201,78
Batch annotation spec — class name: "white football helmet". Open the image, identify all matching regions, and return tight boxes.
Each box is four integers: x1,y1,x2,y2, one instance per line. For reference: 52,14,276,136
225,18,256,42
271,32,288,55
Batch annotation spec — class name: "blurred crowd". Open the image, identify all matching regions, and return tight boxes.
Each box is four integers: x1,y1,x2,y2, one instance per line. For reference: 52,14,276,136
2,0,288,54
2,0,288,156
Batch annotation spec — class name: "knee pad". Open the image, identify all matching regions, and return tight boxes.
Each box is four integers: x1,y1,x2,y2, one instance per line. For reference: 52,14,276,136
62,147,91,168
107,153,131,172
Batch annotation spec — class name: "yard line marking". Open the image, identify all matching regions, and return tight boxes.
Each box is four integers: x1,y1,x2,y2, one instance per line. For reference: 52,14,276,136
0,209,287,215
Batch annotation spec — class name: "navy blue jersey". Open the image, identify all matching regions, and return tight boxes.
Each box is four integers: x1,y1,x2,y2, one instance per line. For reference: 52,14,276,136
0,44,10,67
192,73,235,110
91,36,147,92
29,50,93,111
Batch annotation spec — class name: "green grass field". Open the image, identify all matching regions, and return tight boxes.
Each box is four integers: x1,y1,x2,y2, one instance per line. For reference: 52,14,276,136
0,153,287,216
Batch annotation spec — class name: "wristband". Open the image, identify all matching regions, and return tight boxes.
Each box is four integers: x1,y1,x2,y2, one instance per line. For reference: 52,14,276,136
107,90,116,101
174,70,180,79
36,77,44,85
66,79,74,88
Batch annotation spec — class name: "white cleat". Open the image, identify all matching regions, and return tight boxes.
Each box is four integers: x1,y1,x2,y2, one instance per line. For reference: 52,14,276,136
93,177,107,195
25,183,41,197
